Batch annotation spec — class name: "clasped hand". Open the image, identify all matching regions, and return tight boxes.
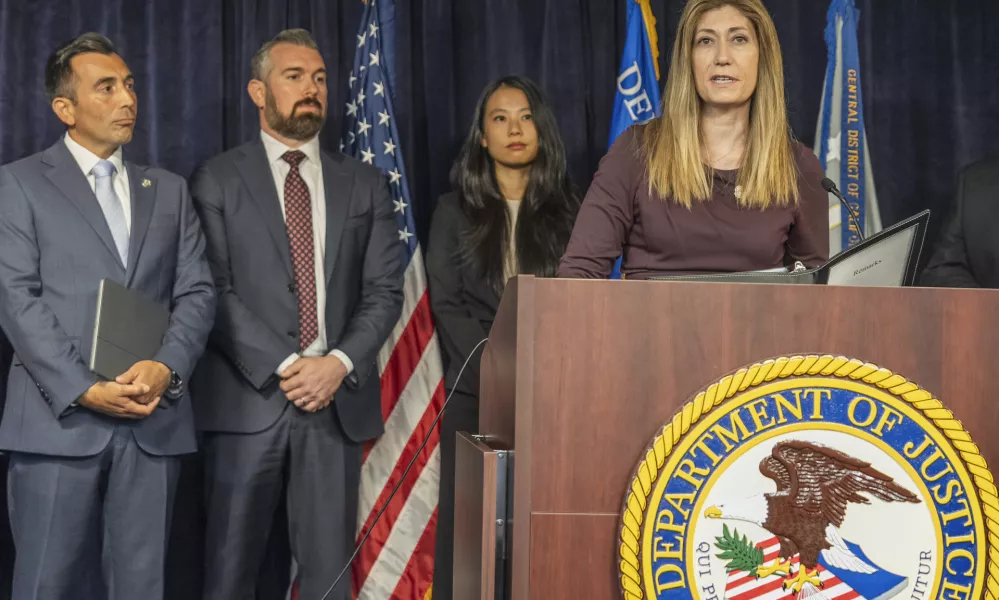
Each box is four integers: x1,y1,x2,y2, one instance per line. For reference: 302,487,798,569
279,355,347,413
78,360,171,419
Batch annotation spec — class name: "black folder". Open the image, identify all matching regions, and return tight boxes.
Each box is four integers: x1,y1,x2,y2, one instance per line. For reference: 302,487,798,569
88,279,170,380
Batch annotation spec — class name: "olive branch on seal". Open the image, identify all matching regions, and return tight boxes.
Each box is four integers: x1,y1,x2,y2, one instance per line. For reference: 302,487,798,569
714,524,764,576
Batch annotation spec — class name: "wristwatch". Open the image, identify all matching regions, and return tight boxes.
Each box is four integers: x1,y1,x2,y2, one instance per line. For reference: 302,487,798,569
166,370,184,399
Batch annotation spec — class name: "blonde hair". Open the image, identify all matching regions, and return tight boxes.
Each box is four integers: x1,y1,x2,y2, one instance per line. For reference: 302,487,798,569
643,0,798,209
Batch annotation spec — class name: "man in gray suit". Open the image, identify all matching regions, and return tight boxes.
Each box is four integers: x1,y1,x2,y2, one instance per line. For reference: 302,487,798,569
190,29,403,600
0,34,215,599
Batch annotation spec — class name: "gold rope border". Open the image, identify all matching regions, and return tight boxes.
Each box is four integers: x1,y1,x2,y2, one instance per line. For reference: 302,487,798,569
617,355,999,600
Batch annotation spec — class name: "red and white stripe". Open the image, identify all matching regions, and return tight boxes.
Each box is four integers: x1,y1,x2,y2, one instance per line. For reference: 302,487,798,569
724,537,859,600
352,251,444,600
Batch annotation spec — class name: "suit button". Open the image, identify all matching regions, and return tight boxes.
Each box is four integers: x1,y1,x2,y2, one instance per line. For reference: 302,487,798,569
288,283,296,293
287,331,298,338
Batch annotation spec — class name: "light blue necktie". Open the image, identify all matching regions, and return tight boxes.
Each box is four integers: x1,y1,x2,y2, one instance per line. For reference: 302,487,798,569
91,159,129,265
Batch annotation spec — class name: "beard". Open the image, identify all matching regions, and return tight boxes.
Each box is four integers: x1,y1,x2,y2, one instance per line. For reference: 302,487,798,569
264,87,325,141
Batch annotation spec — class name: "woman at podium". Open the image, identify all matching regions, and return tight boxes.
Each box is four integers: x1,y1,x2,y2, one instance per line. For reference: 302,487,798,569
425,75,579,598
558,0,829,279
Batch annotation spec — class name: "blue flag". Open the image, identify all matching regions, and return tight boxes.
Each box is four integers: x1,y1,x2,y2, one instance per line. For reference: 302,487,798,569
815,0,882,255
608,0,661,279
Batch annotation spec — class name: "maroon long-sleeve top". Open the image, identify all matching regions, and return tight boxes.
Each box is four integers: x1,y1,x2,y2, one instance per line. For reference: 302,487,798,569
558,125,830,279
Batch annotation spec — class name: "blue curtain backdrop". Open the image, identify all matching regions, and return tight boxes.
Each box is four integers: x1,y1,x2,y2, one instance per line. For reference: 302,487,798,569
3,1,998,250
1,1,998,598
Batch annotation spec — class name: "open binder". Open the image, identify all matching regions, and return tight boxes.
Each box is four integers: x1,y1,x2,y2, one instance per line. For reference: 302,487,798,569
649,209,930,287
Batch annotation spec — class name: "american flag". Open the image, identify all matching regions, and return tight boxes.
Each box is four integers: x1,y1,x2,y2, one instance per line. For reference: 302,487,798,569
340,0,445,598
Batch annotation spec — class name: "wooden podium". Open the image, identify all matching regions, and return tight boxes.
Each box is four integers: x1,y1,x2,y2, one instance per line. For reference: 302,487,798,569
452,276,999,599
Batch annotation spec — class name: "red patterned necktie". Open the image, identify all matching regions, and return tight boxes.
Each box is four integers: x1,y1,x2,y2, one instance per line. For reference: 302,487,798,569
281,150,319,351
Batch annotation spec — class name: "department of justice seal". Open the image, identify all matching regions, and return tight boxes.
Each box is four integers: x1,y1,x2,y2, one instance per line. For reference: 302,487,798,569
618,356,997,600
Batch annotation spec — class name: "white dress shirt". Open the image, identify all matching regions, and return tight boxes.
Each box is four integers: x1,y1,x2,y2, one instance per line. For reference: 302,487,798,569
64,133,132,232
260,131,353,376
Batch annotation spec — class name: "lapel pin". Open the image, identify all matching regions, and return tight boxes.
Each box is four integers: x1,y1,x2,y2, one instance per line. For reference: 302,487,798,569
142,178,152,188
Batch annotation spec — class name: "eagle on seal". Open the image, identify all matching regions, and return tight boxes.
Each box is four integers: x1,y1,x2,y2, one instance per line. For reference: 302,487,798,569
704,440,920,596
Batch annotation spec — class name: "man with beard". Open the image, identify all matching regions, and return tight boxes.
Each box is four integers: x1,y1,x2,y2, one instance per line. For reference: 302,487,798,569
189,29,403,600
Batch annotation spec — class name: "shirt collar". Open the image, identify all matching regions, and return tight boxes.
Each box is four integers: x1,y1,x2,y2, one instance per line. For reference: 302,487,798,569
63,132,125,178
260,130,321,168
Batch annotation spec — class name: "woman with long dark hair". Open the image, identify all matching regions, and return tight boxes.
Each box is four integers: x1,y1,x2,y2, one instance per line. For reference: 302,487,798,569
427,75,578,598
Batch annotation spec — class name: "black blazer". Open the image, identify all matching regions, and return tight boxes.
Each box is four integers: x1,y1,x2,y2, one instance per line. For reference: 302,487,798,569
426,193,501,398
922,159,999,288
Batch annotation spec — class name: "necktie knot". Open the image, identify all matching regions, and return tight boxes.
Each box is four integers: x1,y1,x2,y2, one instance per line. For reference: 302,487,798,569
282,150,307,169
92,159,117,179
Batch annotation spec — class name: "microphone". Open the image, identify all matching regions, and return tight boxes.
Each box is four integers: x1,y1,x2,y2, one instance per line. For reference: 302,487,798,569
821,178,865,242
319,337,490,600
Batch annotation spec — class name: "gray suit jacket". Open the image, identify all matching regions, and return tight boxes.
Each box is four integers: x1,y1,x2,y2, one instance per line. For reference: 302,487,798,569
189,140,403,442
0,140,216,457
